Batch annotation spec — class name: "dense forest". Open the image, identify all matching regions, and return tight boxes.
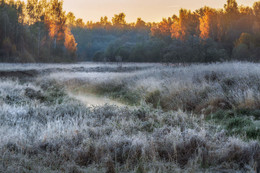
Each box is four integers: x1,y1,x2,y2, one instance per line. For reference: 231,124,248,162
0,0,260,62
0,0,77,62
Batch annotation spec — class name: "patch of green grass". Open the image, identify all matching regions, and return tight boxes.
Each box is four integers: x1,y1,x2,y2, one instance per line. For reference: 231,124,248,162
226,117,253,130
93,83,142,106
207,109,260,140
41,84,67,104
235,108,260,120
145,90,162,108
109,89,141,106
245,125,260,139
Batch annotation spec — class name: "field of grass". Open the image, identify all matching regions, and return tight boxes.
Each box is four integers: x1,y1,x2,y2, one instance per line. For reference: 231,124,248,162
0,62,259,172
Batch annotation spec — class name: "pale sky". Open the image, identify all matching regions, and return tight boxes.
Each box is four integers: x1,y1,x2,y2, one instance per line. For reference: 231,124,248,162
27,0,259,23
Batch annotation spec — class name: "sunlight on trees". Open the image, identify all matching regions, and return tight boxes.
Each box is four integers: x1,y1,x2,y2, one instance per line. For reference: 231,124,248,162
112,13,126,27
0,0,260,62
0,0,77,62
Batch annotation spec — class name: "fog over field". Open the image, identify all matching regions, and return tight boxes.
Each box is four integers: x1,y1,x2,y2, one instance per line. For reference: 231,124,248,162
0,62,259,173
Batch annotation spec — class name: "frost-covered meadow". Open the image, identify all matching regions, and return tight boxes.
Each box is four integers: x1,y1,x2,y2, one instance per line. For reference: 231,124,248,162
0,62,259,172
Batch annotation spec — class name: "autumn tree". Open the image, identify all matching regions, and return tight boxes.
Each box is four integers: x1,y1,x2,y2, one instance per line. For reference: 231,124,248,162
170,15,181,39
112,13,126,28
66,12,76,26
100,16,110,26
170,9,200,40
75,18,85,28
135,18,146,28
224,0,239,16
199,7,219,40
151,17,174,39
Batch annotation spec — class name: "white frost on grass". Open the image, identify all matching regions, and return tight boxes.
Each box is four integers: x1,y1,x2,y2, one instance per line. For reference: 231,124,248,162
0,62,156,71
0,62,259,172
46,62,260,111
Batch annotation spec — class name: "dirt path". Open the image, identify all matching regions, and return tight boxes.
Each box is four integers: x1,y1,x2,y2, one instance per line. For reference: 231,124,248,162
68,92,125,107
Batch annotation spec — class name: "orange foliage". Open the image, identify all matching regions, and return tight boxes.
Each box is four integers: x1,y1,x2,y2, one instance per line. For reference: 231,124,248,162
170,22,182,39
199,12,210,39
170,9,200,40
199,9,218,39
47,18,77,53
48,21,58,38
64,27,77,53
151,18,173,38
158,18,172,36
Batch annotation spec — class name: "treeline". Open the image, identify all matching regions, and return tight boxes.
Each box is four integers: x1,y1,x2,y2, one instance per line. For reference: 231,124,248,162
0,0,260,63
70,0,260,63
0,0,77,62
